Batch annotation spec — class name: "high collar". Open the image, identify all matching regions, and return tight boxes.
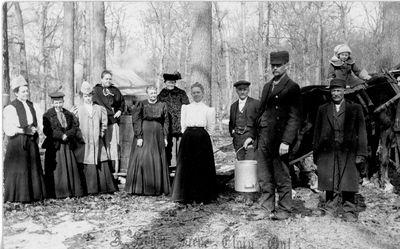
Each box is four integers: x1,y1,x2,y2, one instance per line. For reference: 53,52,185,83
238,97,248,103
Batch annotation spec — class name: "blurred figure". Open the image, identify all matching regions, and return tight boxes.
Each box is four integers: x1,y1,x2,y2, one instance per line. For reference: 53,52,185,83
75,82,118,195
172,82,217,204
158,71,189,168
92,70,125,175
43,92,85,198
3,76,46,203
125,86,171,195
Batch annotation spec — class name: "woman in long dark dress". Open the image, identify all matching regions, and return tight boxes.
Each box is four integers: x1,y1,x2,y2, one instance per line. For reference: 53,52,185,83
74,81,118,194
43,92,85,198
3,77,46,203
125,86,171,195
172,82,217,204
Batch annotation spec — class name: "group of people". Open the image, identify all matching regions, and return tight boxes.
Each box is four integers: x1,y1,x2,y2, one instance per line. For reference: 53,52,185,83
3,44,369,222
229,45,369,222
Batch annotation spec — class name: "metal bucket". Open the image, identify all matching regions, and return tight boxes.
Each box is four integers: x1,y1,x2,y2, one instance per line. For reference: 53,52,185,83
234,159,259,192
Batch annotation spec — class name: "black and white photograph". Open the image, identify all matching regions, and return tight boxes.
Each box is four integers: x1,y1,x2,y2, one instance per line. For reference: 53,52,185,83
1,1,400,248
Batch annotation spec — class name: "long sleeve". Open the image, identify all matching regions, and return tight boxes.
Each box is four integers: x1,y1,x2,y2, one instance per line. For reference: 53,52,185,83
100,106,108,136
312,106,323,156
327,63,336,79
351,62,362,77
2,105,21,136
115,88,126,113
162,103,169,138
282,84,302,145
180,104,187,133
206,107,216,136
33,103,43,134
132,102,143,139
181,91,190,105
43,114,63,140
65,112,79,138
356,105,368,157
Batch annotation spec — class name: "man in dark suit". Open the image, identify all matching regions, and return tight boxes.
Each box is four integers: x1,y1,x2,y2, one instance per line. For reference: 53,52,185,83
313,78,367,222
256,51,302,220
229,80,260,160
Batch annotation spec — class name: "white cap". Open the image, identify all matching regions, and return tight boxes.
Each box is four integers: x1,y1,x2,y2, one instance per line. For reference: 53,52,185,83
80,81,93,94
10,75,28,91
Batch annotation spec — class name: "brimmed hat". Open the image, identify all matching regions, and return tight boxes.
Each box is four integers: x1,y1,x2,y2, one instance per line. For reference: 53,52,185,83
163,71,182,81
329,78,346,89
49,91,65,100
335,44,352,55
270,51,289,65
233,80,251,88
80,81,93,94
10,75,28,91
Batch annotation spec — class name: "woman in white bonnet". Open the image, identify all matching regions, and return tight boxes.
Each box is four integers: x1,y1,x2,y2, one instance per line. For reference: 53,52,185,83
74,81,118,194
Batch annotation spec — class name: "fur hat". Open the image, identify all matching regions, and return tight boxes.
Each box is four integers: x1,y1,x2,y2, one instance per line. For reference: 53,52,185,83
163,71,182,81
80,81,93,94
334,44,352,56
10,75,28,91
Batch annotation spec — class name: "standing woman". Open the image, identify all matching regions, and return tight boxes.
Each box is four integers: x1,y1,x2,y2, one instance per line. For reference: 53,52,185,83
3,77,46,203
172,82,217,204
43,92,85,198
125,86,171,195
74,82,118,194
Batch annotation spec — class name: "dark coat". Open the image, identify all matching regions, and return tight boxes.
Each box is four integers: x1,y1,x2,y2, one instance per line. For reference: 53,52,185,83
327,57,363,86
255,74,302,155
313,101,368,192
42,108,81,151
92,84,125,124
158,87,189,136
229,97,260,139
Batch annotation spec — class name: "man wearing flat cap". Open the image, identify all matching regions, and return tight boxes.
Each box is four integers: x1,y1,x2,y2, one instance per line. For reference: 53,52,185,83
313,78,367,222
255,50,302,220
158,71,189,168
229,80,259,160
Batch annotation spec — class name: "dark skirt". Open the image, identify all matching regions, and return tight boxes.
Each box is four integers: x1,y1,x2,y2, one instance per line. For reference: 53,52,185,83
44,143,85,198
82,161,118,194
3,134,46,203
172,127,217,203
125,120,171,195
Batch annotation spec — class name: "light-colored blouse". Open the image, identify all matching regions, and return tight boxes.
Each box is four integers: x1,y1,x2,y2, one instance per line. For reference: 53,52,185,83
2,101,42,137
181,101,215,135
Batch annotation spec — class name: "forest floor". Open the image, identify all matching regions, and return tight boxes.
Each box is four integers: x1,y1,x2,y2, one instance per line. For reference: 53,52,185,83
3,135,400,249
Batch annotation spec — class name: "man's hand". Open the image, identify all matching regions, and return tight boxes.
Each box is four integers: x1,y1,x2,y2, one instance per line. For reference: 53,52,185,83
137,138,143,147
356,155,366,164
70,106,78,116
243,138,253,149
279,142,289,156
62,134,68,141
114,110,122,119
164,139,168,147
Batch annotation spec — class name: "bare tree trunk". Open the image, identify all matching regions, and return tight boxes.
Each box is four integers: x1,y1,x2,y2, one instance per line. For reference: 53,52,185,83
215,3,232,117
82,2,89,82
90,2,106,84
257,2,264,98
156,36,165,92
316,2,324,85
13,3,29,88
241,2,249,82
263,2,271,98
62,2,75,109
3,2,10,107
184,36,190,93
189,2,212,105
39,2,49,111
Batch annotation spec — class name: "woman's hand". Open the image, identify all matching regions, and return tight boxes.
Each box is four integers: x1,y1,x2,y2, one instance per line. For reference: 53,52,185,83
137,138,143,147
164,139,168,147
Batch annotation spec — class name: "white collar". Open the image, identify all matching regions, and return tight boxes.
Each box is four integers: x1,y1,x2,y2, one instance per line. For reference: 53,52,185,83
238,97,248,103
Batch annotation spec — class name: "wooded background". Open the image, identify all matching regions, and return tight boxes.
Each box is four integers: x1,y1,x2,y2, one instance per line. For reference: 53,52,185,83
2,1,400,120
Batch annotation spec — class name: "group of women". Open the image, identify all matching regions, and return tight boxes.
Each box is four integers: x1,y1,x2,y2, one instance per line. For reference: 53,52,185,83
3,75,218,205
3,78,117,203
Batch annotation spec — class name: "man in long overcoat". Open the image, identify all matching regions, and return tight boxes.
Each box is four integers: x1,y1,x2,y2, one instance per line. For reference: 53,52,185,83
229,80,260,160
313,78,368,222
256,51,302,220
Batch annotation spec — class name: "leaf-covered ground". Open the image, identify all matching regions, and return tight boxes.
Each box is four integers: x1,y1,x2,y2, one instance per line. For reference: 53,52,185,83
3,135,400,249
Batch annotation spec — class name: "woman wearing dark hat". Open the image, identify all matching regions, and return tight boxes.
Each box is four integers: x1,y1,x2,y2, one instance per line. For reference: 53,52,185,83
158,71,189,168
125,86,171,195
3,76,47,203
43,91,85,198
74,82,118,195
172,82,217,204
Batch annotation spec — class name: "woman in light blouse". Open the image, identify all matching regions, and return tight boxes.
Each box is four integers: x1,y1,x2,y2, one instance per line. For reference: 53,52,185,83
3,77,46,203
172,82,217,204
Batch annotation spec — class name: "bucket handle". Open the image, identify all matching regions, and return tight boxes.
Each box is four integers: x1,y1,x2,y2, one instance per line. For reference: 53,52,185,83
235,146,245,156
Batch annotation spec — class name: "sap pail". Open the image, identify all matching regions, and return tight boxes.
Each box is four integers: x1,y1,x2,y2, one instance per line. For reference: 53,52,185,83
234,160,259,192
